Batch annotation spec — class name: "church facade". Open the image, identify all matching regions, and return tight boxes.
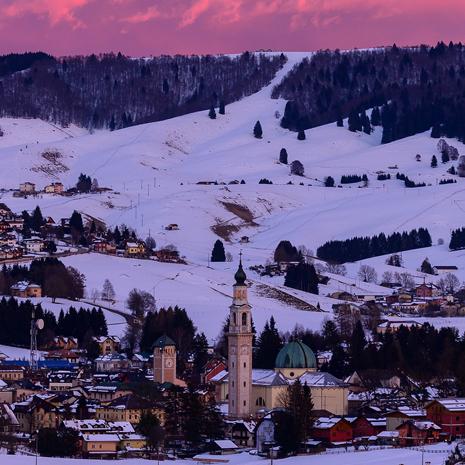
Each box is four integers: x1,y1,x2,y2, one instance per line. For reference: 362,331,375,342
217,261,349,418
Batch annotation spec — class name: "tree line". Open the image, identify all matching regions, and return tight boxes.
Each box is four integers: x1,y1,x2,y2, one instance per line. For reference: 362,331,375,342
0,258,85,301
316,227,432,263
0,52,285,130
273,42,465,144
0,297,107,348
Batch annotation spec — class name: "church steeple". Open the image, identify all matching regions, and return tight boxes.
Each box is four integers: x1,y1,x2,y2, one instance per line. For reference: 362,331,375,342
234,253,247,286
227,253,253,418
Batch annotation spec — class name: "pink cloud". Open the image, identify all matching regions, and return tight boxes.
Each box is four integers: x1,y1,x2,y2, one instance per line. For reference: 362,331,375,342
2,0,90,26
122,6,160,24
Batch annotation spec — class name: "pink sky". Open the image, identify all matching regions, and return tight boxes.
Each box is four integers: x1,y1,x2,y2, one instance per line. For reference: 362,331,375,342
0,0,463,56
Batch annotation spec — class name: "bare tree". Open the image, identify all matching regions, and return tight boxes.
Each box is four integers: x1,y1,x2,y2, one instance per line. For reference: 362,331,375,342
437,273,460,294
102,279,115,301
325,263,347,276
381,271,393,284
225,252,233,262
358,265,378,283
394,272,415,289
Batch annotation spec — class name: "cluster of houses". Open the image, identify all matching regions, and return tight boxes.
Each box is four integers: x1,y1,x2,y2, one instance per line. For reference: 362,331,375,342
17,181,64,197
0,334,190,458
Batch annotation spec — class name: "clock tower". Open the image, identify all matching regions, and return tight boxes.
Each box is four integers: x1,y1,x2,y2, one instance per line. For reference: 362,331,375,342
153,334,177,384
228,256,253,418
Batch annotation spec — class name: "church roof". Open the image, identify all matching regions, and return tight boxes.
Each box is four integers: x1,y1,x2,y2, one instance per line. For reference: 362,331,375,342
152,334,176,349
275,340,317,370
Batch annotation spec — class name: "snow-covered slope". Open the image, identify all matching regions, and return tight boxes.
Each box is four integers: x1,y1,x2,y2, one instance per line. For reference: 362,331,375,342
1,52,465,338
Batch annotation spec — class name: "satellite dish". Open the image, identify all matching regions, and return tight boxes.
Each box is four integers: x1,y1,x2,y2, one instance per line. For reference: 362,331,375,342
36,319,44,330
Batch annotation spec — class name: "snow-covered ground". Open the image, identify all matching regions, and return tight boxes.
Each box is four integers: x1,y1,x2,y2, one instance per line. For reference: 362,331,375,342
0,443,453,465
0,52,465,338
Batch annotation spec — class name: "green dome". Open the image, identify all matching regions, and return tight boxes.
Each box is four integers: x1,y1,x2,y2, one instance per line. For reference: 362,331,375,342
275,341,317,369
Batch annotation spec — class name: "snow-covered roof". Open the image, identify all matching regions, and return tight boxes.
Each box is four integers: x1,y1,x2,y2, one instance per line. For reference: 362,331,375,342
213,439,238,450
434,398,465,411
82,434,120,442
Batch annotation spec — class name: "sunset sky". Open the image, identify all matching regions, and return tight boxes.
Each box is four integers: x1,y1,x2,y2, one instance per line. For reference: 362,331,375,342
0,0,463,56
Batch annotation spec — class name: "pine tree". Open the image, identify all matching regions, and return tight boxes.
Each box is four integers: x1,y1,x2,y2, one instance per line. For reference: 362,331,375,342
284,262,319,294
348,108,362,132
253,120,263,139
219,100,225,115
297,129,306,140
254,317,283,369
324,176,335,187
349,321,367,371
31,206,44,231
370,106,381,126
211,240,226,262
279,148,288,164
420,258,434,275
208,106,216,119
431,155,438,167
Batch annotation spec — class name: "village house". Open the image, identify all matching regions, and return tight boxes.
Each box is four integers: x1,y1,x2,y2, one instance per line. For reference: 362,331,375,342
86,385,132,402
311,417,353,444
95,353,129,373
47,336,79,351
82,433,119,458
0,245,23,261
0,403,19,434
125,242,146,258
93,336,121,355
95,393,162,425
19,182,36,194
0,366,25,382
348,416,386,438
153,248,180,263
0,233,17,247
0,203,12,217
165,223,179,231
23,237,46,254
92,240,116,255
415,283,437,298
385,407,427,431
426,398,465,437
434,265,459,275
44,182,64,194
396,420,441,446
10,281,42,298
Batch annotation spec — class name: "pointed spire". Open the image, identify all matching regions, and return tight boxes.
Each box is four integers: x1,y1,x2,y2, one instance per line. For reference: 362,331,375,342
234,252,247,285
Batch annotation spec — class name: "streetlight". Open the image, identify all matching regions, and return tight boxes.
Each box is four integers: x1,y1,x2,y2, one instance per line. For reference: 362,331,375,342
35,429,39,465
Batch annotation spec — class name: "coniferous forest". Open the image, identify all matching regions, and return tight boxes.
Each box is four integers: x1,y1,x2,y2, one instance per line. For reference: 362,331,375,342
273,42,465,143
317,227,432,263
0,52,286,130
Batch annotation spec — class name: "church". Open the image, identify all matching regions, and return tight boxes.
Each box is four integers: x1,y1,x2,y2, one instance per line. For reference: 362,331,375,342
213,259,349,418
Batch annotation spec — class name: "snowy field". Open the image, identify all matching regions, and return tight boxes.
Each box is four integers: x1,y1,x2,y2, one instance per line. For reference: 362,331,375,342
0,51,465,338
0,443,453,465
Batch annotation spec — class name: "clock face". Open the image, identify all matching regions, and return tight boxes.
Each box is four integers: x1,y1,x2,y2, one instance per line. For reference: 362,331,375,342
230,346,237,355
240,346,248,355
165,358,173,368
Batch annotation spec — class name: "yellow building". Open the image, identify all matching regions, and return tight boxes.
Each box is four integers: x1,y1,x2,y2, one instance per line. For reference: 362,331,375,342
82,434,119,458
125,242,146,257
95,394,164,425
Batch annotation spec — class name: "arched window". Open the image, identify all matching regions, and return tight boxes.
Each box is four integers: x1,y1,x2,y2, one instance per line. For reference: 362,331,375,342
241,312,247,326
233,313,236,325
256,397,266,407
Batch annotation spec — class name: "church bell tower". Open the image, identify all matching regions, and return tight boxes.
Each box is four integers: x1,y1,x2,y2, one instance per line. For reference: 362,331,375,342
227,255,253,418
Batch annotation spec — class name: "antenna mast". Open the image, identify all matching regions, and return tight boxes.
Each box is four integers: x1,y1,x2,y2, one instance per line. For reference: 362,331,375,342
30,306,38,371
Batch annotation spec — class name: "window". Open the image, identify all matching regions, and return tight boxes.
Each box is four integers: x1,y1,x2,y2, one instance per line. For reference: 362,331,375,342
243,381,246,387
243,400,246,406
242,313,247,326
232,381,234,387
243,362,246,368
233,313,236,325
256,397,266,407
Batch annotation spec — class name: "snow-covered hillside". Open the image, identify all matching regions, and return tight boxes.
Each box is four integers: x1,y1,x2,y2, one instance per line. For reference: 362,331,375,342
1,51,465,338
